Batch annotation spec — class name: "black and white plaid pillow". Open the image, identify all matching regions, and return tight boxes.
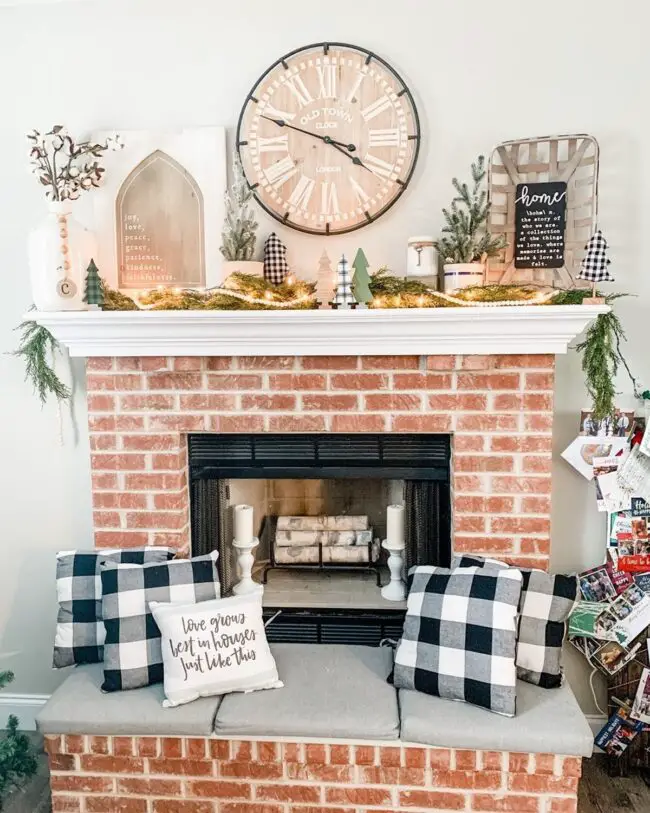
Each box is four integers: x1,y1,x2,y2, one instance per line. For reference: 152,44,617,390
53,548,175,668
100,551,220,692
393,565,522,716
452,555,579,688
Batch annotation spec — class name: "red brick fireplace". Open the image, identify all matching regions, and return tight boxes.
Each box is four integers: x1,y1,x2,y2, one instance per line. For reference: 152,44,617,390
36,305,604,813
86,352,554,571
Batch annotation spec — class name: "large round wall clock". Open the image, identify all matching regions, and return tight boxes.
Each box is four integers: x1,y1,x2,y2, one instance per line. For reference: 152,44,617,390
236,42,421,235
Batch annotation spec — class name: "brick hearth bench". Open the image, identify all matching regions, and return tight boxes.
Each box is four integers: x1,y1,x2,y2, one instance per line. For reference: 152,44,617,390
38,644,593,813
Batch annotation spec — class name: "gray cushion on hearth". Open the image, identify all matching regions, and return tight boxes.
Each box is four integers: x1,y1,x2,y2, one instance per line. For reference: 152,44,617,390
215,643,399,740
399,679,593,757
36,664,221,736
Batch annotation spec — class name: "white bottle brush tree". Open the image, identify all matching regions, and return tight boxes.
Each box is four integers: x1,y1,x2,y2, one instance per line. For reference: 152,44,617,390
434,155,506,264
220,153,259,262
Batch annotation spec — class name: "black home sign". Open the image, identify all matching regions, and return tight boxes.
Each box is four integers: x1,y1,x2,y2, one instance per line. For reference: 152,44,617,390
514,181,568,269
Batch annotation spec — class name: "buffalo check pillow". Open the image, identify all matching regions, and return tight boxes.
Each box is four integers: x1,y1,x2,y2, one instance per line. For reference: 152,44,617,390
53,547,175,668
100,551,220,692
452,555,579,688
393,565,523,716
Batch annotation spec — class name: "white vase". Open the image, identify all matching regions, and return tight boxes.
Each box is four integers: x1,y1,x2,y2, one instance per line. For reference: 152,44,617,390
222,260,264,280
28,202,95,311
443,262,485,293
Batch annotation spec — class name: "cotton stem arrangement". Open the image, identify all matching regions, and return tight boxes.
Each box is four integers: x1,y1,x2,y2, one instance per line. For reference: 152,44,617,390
27,126,122,202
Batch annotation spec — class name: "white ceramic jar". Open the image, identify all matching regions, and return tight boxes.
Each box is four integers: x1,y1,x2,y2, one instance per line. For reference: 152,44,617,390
406,236,438,289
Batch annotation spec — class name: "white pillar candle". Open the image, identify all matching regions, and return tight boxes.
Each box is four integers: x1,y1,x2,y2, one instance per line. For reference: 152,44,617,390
233,504,254,543
386,504,405,547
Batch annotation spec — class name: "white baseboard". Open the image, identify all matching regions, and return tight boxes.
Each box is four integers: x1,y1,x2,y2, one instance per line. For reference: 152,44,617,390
0,693,50,731
585,713,607,753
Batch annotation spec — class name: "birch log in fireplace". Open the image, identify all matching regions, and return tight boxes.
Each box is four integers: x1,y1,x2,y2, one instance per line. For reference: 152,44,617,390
273,516,376,565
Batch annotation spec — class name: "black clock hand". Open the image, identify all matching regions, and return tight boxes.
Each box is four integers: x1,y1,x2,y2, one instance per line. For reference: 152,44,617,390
261,115,357,152
323,137,374,174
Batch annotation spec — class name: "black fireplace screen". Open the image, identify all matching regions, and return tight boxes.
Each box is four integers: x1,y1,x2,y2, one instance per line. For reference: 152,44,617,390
189,433,451,596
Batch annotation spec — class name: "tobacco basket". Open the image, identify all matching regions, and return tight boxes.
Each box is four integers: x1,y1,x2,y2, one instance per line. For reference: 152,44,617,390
487,134,599,287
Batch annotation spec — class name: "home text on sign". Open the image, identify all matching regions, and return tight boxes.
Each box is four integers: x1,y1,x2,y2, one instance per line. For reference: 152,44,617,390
514,181,568,269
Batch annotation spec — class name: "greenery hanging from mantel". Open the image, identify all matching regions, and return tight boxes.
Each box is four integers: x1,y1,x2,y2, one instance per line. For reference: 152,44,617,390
13,318,70,405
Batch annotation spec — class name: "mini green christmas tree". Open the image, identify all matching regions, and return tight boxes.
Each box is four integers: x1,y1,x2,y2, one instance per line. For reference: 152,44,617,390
0,671,37,802
434,156,506,264
83,259,104,309
352,249,372,307
220,153,258,262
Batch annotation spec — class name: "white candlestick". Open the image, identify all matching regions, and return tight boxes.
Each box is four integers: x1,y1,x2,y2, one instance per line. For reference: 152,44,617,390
386,504,405,547
234,504,254,544
381,540,406,602
233,537,263,596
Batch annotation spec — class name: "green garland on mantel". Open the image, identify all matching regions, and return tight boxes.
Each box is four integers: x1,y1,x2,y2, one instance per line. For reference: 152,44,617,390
14,273,647,420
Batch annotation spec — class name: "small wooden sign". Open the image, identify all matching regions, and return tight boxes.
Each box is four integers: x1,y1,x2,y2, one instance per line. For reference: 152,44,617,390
514,181,568,269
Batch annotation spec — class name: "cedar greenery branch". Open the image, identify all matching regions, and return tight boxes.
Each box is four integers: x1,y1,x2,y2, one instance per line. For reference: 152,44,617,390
568,291,649,421
220,153,259,261
13,318,70,405
434,155,507,263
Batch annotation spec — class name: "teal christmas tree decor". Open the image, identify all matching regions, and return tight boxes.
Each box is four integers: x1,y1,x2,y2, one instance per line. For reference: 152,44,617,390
352,248,372,308
83,259,104,309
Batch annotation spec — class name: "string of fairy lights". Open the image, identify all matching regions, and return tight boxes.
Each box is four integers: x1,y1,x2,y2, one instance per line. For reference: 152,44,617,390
122,277,560,312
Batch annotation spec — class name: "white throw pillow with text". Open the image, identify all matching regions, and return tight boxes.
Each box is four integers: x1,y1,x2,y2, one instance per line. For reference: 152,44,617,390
150,593,283,708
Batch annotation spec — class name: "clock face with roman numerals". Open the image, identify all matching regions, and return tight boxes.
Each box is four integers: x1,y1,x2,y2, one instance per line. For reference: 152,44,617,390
236,43,420,235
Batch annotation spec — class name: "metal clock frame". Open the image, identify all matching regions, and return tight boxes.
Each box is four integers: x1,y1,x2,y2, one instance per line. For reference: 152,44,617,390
236,41,421,236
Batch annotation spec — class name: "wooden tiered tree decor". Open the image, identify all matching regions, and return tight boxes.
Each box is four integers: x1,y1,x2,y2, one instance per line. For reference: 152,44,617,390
487,134,599,288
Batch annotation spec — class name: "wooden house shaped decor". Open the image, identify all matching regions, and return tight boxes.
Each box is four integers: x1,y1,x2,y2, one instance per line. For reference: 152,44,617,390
487,134,599,287
89,128,226,290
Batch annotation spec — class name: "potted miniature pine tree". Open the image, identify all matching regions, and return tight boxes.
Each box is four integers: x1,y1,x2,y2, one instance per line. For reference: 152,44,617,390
0,671,37,806
434,156,506,292
220,153,263,280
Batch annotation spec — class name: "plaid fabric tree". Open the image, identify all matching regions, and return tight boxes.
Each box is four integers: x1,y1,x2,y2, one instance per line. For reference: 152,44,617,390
577,230,613,297
83,259,104,308
332,255,357,309
263,233,290,284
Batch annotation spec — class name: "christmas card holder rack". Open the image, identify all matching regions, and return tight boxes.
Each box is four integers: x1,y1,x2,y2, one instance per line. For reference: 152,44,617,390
487,134,599,288
606,629,650,779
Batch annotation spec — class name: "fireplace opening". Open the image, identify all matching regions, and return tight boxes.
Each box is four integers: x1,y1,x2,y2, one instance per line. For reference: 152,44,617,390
189,433,451,645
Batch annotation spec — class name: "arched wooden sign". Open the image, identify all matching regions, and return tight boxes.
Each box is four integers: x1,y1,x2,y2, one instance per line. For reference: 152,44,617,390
116,150,205,288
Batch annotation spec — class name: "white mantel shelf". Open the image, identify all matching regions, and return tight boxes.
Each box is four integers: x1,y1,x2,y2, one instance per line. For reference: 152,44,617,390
28,305,609,358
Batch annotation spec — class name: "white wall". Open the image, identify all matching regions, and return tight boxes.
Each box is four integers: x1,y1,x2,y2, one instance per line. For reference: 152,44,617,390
0,0,647,715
